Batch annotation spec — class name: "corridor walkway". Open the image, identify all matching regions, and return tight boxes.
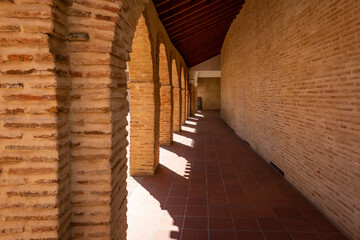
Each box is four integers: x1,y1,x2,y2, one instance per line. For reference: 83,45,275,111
126,111,348,240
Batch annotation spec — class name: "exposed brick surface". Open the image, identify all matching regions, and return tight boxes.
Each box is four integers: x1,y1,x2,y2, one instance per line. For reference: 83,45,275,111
159,43,173,145
172,58,182,132
221,0,360,239
190,84,197,115
128,14,159,177
0,0,188,239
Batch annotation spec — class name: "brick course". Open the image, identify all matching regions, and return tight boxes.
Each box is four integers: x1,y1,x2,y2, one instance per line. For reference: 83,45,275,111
221,0,360,239
159,43,173,145
0,0,188,239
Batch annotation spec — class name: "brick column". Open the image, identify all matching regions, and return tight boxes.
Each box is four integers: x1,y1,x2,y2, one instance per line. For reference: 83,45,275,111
181,89,186,124
129,82,160,175
0,1,71,239
172,87,181,131
190,84,197,115
66,1,146,239
160,85,173,145
186,90,190,117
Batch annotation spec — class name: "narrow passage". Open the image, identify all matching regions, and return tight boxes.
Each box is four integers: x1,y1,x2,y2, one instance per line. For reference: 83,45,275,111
127,111,348,240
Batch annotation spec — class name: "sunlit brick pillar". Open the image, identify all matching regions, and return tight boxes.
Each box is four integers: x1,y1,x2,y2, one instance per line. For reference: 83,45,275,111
186,90,190,117
67,1,146,239
172,87,181,131
0,1,71,239
181,89,186,124
128,14,159,176
160,85,173,144
172,59,181,132
190,84,197,115
159,43,173,145
128,82,159,175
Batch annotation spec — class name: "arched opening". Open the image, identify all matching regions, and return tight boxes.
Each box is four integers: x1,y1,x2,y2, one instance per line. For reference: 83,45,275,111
158,43,173,145
127,14,159,176
171,59,181,132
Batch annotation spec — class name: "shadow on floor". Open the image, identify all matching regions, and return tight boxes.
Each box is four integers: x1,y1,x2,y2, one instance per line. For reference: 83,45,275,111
127,110,349,240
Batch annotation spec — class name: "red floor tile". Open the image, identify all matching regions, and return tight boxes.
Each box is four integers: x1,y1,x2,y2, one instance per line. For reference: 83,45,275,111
253,207,278,218
233,218,259,231
236,231,265,240
231,207,254,218
186,206,207,217
283,218,313,232
308,219,341,233
183,217,208,229
275,208,303,219
263,231,292,240
187,197,207,206
209,217,233,230
181,229,208,240
164,205,186,216
209,230,236,240
258,218,285,231
208,207,231,217
166,197,187,206
291,232,321,240
126,111,349,240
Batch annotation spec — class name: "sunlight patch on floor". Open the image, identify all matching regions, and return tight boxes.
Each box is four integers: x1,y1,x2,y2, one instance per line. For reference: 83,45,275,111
173,133,194,148
185,120,197,125
181,125,197,133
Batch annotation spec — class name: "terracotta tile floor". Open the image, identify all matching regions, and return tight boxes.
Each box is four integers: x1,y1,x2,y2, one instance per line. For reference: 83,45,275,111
126,110,348,240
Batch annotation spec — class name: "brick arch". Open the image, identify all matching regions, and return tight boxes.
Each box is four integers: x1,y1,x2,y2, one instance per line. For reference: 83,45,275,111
127,12,160,178
65,1,152,239
171,57,182,131
157,35,173,145
128,15,153,83
0,0,189,238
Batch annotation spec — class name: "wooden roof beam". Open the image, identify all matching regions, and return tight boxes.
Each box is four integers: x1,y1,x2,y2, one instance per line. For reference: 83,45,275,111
168,7,240,36
170,15,235,39
166,1,242,32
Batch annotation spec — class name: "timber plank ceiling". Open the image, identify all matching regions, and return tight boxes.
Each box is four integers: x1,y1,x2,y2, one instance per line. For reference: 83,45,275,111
153,0,245,67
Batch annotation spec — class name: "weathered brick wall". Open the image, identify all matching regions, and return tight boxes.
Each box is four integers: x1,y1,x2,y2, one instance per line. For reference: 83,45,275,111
172,59,181,131
197,77,221,110
181,68,186,123
0,0,71,239
128,13,159,176
128,2,187,175
190,84,197,115
0,0,187,239
221,0,360,239
159,43,173,145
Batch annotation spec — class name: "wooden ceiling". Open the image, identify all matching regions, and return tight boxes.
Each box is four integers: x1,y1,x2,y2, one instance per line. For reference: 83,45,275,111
153,0,245,67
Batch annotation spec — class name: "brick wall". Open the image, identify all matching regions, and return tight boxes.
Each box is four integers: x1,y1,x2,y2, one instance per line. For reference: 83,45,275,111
221,0,360,239
172,59,182,131
159,43,173,145
0,0,71,238
197,77,221,110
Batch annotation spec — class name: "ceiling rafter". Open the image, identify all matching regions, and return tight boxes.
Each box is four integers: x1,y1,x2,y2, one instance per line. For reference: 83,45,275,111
166,2,241,32
164,0,241,29
176,27,228,48
168,7,241,36
171,18,233,43
154,0,245,67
